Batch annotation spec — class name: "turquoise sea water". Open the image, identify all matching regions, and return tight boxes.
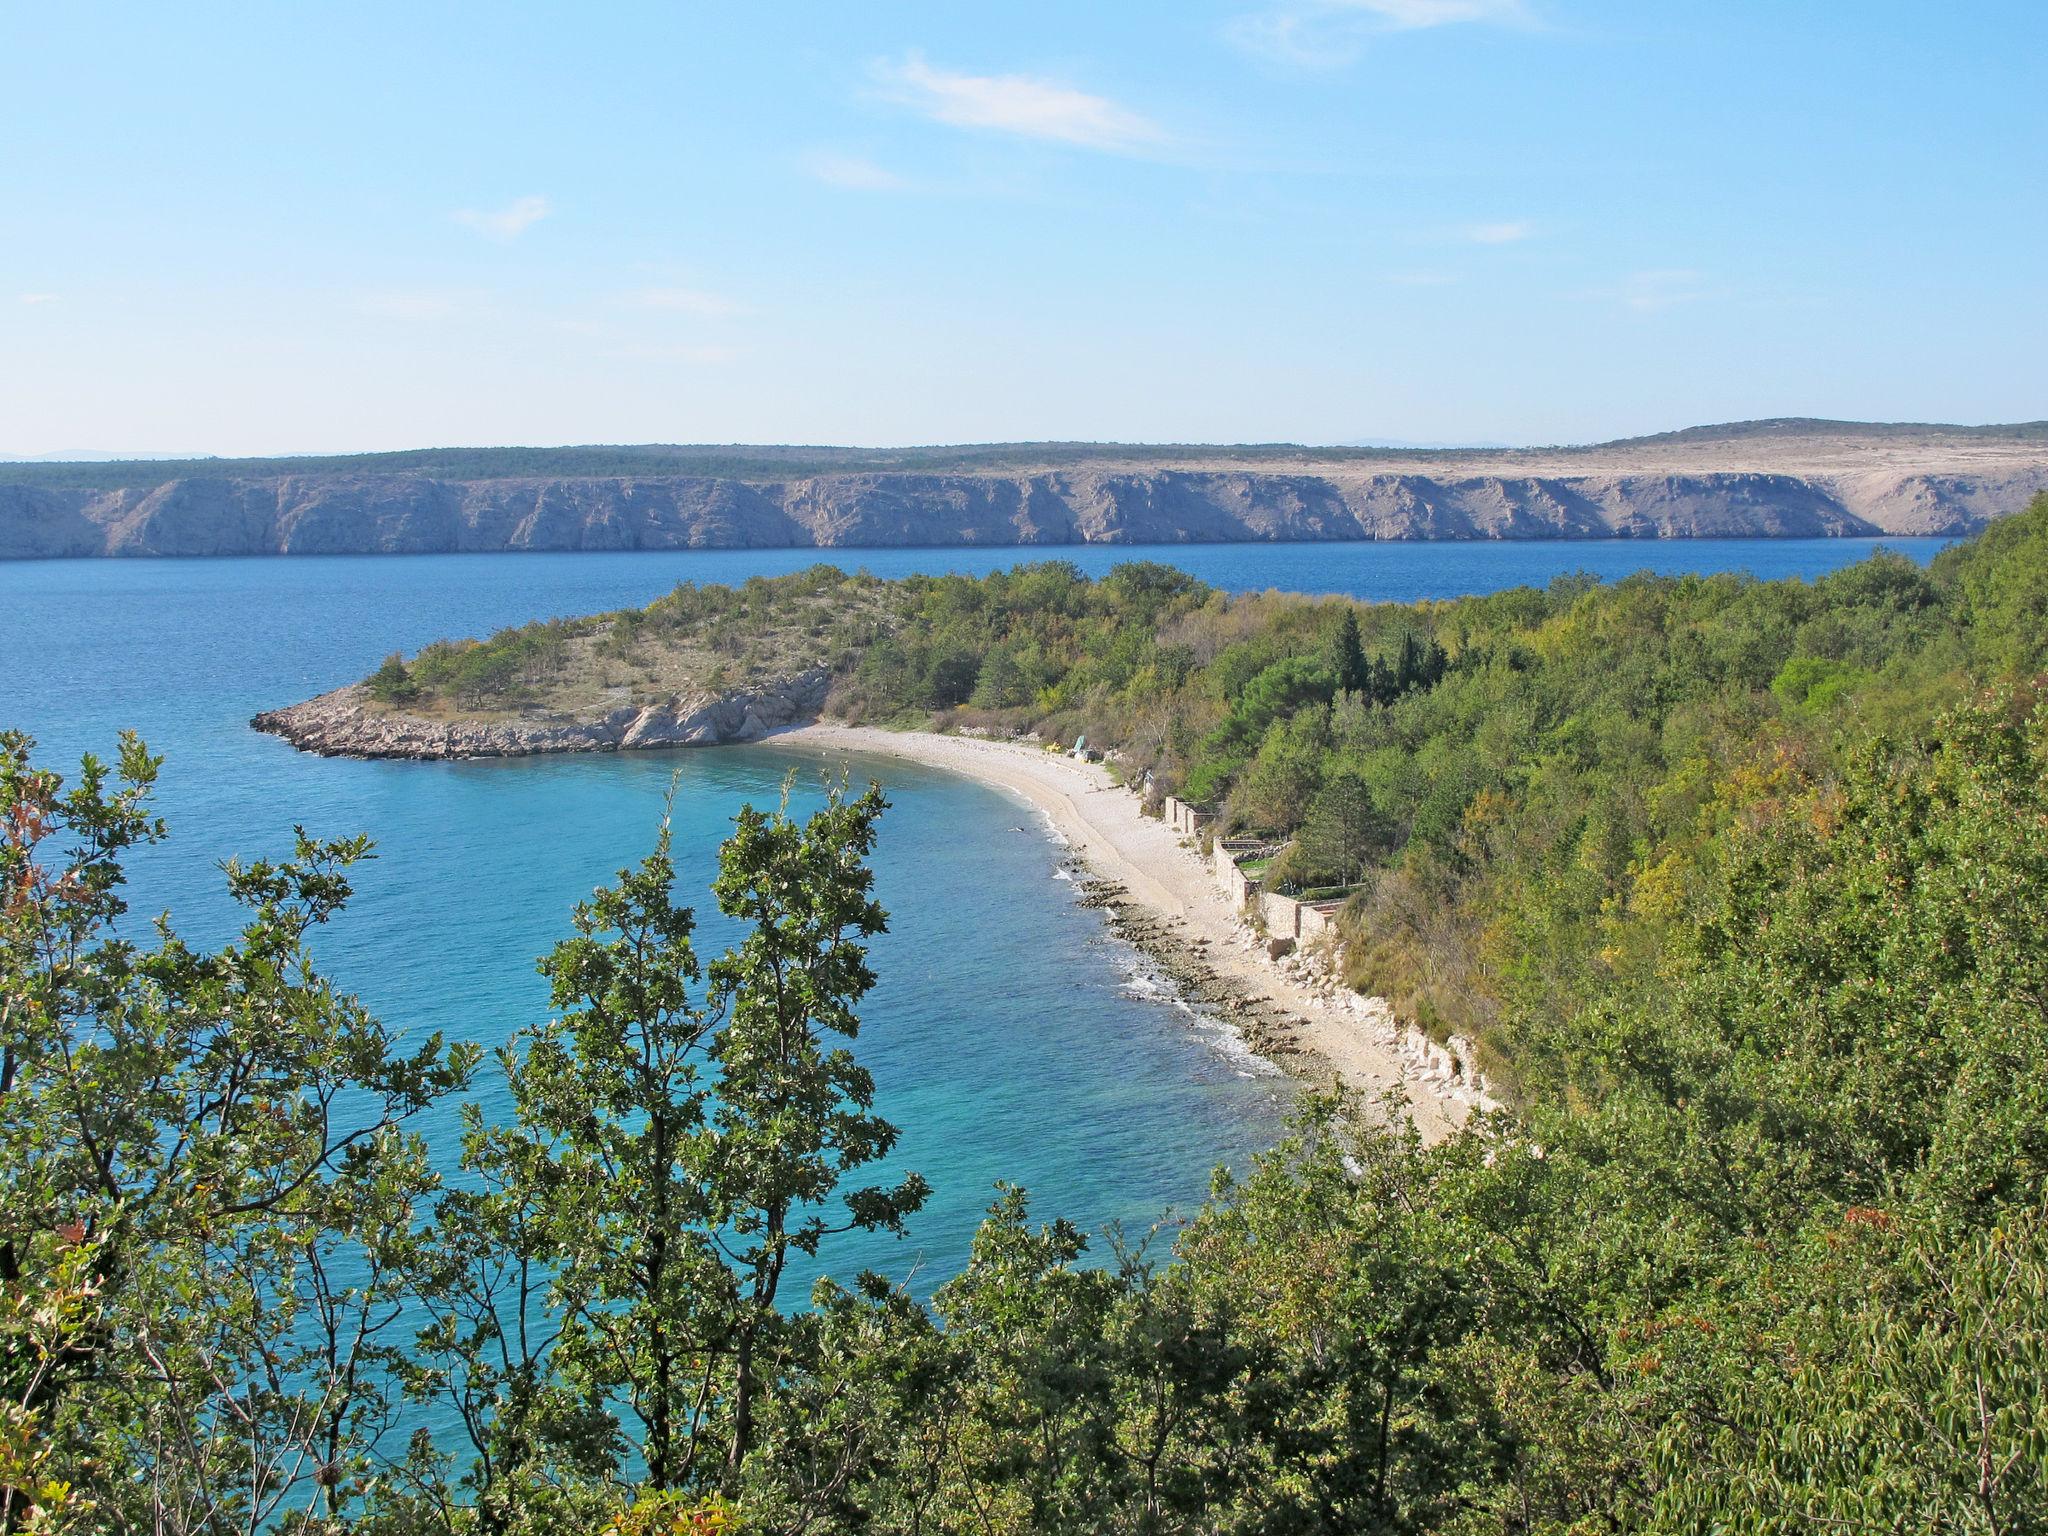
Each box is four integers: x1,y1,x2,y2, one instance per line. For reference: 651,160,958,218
0,536,1949,1289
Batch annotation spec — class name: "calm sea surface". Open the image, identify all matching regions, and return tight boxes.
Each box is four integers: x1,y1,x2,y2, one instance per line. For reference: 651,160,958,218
1,537,1949,1289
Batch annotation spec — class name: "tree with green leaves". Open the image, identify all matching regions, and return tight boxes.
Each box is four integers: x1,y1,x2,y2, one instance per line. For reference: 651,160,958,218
365,653,417,704
705,781,930,1469
403,777,927,1519
0,731,476,1533
1393,629,1425,696
1284,767,1388,890
969,645,1030,710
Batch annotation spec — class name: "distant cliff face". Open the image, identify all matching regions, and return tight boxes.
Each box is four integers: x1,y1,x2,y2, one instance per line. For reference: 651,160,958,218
5,464,2045,558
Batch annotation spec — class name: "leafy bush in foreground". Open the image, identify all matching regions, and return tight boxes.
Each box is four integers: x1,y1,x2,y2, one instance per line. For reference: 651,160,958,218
8,503,2048,1530
8,678,2046,1530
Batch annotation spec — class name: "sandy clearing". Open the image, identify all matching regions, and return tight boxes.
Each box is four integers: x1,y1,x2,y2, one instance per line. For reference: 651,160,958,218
758,723,1468,1143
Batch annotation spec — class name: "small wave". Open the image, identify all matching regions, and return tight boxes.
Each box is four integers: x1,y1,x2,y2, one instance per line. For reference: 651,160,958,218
1193,1013,1286,1078
1032,805,1071,849
1117,964,1174,1002
1113,952,1284,1078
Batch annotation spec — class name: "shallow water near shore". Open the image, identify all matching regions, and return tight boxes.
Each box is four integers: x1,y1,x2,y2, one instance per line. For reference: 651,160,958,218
1,535,1949,1295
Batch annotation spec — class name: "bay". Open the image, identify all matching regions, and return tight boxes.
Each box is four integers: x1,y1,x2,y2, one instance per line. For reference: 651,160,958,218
0,535,1949,1288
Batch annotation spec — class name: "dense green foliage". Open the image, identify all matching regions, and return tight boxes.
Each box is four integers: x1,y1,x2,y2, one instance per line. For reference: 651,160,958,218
7,499,2048,1531
0,733,478,1531
398,621,593,710
819,495,2048,1081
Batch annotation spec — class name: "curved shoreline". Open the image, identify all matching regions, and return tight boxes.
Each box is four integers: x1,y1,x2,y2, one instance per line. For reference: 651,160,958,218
246,680,1486,1138
758,723,1482,1143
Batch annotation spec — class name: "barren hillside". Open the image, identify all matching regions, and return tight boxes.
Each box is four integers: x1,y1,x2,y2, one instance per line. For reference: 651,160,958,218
6,419,2044,558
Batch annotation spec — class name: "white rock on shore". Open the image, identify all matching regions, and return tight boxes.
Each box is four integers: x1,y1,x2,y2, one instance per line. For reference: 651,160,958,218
251,668,831,760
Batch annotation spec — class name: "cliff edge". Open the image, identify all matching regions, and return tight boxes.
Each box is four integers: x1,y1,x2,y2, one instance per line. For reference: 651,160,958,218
12,422,2048,558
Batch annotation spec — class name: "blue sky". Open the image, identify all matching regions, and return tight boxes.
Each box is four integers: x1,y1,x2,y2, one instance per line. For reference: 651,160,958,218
2,1,2042,454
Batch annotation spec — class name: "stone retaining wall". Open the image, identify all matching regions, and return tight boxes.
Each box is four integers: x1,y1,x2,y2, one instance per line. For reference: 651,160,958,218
1260,890,1348,941
1213,837,1281,914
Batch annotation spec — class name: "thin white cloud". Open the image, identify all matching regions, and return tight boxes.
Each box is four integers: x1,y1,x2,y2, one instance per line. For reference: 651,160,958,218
627,286,742,318
1338,0,1528,25
17,292,59,305
452,194,551,240
873,53,1169,156
1230,0,1531,66
803,150,910,191
1466,219,1534,244
1618,269,1710,313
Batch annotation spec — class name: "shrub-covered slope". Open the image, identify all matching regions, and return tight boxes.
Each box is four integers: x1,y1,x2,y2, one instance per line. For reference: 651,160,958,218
378,495,2048,1085
12,498,2048,1530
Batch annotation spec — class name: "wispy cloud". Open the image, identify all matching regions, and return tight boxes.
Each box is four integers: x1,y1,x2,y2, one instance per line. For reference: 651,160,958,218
803,150,910,191
17,292,59,305
1337,0,1528,24
1465,219,1534,244
626,286,742,318
1617,268,1710,313
1230,0,1531,67
452,194,551,240
872,53,1169,156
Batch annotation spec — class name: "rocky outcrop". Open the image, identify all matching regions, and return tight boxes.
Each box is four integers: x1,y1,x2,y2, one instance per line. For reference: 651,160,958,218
10,462,2047,559
252,668,832,760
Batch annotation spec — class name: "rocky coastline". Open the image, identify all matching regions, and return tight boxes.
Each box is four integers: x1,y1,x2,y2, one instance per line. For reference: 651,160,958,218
1073,869,1314,1070
252,667,831,759
248,684,1494,1129
1075,864,1499,1120
760,723,1482,1136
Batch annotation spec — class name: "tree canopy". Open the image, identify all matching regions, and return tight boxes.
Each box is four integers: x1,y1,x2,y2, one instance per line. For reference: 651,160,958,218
8,497,2048,1531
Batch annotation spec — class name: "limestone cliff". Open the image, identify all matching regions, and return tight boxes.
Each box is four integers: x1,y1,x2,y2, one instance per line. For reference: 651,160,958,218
11,423,2048,558
7,465,2045,559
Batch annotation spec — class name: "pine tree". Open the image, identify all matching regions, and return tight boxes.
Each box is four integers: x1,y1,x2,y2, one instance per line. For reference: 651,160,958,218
1394,631,1424,694
1330,609,1371,698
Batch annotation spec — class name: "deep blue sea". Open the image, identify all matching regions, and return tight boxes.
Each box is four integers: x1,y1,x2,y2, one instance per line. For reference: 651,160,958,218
1,536,1949,1291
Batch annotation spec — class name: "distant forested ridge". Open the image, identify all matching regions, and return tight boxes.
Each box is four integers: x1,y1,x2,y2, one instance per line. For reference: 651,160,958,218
5,420,2046,555
7,499,2048,1530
